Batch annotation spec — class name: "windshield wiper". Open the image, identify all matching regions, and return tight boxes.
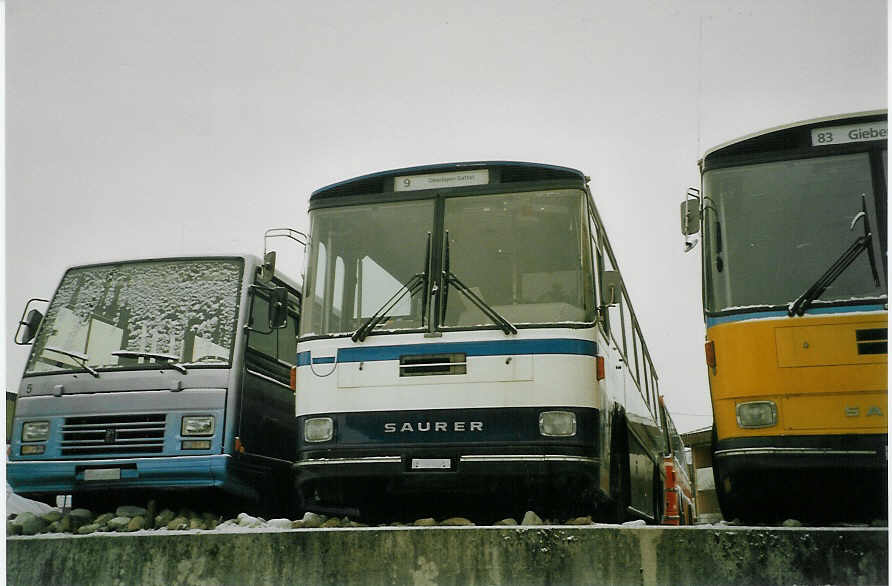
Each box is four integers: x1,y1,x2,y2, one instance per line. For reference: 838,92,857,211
111,350,188,374
440,232,517,335
352,234,432,343
43,346,100,378
788,195,881,317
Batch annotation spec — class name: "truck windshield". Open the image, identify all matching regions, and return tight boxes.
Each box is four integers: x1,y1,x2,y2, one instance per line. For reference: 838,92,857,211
702,153,886,312
25,258,243,376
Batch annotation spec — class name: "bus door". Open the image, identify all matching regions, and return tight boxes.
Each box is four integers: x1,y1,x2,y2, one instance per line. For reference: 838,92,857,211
240,282,300,461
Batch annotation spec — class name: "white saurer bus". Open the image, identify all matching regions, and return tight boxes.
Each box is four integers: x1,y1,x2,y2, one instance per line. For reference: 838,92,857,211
295,162,669,522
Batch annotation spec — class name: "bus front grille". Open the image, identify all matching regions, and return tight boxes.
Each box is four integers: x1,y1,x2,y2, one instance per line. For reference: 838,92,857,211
61,414,166,456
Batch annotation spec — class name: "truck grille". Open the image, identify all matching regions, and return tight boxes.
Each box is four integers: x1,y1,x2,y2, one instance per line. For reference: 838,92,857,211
61,414,166,456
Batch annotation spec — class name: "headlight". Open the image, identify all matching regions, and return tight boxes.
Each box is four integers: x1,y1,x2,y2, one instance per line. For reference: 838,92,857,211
22,421,49,442
736,401,777,428
539,411,577,437
305,417,334,443
181,416,215,436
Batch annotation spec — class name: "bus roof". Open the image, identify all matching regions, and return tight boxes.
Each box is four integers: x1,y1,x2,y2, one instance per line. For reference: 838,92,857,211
311,161,587,200
700,109,887,169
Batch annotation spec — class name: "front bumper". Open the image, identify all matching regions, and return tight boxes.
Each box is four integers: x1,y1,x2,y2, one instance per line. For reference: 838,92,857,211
713,433,887,475
294,449,600,489
7,454,233,496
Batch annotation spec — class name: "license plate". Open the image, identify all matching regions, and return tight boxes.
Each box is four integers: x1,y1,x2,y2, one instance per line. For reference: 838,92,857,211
411,458,451,470
84,468,121,481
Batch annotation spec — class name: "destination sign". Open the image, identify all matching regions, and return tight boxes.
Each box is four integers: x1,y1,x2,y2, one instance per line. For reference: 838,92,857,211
811,121,887,146
394,169,489,192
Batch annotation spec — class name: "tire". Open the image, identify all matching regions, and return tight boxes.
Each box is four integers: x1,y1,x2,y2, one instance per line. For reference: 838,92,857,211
603,409,629,523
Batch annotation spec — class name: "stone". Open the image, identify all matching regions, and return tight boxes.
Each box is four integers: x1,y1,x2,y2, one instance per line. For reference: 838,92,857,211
189,517,205,530
291,520,305,529
267,518,293,529
521,511,544,526
76,523,100,535
116,505,148,518
414,518,437,527
566,516,593,525
41,511,63,523
440,517,474,526
202,515,220,530
871,519,887,527
237,513,264,528
107,516,132,531
495,518,518,526
300,512,327,529
58,515,74,533
68,509,94,529
621,519,647,528
126,516,146,532
94,513,115,527
155,509,176,527
46,521,61,533
167,517,189,531
321,518,341,528
17,514,48,536
782,519,802,528
7,521,22,536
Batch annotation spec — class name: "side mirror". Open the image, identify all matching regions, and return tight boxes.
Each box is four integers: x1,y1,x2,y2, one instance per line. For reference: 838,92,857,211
680,198,701,236
15,299,49,345
259,251,276,284
601,270,622,306
268,287,288,329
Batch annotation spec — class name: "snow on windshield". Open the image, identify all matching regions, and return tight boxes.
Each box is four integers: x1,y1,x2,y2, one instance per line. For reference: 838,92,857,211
26,259,243,373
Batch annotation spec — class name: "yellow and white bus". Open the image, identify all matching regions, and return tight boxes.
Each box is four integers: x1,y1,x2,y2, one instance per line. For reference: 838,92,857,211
682,111,887,522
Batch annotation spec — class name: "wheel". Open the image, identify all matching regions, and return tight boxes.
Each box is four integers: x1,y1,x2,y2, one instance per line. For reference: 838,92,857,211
602,409,629,523
712,425,744,522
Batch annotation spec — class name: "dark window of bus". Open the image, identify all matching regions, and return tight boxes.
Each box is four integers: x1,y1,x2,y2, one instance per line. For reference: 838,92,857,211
702,153,885,312
442,190,595,327
249,292,298,365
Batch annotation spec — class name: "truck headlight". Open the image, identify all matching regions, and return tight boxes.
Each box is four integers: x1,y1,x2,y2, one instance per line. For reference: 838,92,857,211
22,421,49,442
736,401,777,428
305,417,334,443
539,411,577,437
181,416,215,436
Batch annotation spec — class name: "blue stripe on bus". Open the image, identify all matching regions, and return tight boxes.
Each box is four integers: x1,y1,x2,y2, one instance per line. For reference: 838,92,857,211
297,338,597,366
706,304,887,328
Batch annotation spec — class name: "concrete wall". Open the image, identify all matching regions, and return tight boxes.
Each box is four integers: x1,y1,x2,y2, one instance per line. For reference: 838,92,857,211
8,526,887,585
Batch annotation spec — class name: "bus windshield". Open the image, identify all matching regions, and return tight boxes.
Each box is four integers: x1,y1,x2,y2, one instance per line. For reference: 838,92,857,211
441,189,594,327
300,199,435,337
703,153,887,312
25,258,243,376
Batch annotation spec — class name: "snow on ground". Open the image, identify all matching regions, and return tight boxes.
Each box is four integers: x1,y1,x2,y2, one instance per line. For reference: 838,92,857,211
6,483,56,516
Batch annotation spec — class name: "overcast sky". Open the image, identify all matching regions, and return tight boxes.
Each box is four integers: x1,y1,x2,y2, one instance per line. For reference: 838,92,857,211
5,1,887,432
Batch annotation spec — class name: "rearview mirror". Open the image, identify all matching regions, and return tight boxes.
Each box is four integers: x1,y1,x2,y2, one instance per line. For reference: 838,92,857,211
268,287,288,329
15,299,48,345
680,198,701,236
259,251,276,283
601,270,622,306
